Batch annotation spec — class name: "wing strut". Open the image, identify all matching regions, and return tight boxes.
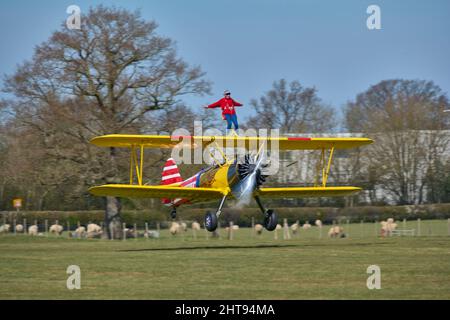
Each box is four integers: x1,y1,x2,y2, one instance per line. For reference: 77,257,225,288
314,146,335,187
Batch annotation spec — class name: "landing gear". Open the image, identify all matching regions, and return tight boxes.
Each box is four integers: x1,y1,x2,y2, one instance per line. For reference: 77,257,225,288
254,195,278,231
204,194,227,232
263,209,277,231
170,208,177,219
204,211,218,232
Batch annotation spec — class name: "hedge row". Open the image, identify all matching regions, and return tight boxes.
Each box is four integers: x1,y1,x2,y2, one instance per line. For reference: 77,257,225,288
2,203,450,228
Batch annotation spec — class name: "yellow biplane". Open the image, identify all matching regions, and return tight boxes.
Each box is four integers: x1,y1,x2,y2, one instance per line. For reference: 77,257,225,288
89,134,373,232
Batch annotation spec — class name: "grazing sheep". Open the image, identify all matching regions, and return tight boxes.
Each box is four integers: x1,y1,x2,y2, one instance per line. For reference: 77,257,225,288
315,220,322,227
302,222,312,230
28,225,38,236
73,226,86,238
144,230,160,239
290,223,300,234
15,224,24,233
328,226,344,238
0,224,11,234
87,223,102,233
380,219,397,236
180,222,187,232
86,223,103,238
169,222,182,235
191,222,201,231
275,224,282,230
254,224,263,235
225,225,240,232
49,224,64,235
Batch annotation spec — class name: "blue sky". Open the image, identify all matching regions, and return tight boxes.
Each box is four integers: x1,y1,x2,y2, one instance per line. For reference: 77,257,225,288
1,0,449,123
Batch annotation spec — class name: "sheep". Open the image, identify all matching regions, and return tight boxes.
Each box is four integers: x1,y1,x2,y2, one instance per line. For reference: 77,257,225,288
169,222,182,235
144,230,160,239
0,224,11,234
302,222,312,230
49,224,64,235
275,224,282,230
315,220,322,227
180,222,187,232
191,222,201,231
73,226,86,238
15,224,24,233
87,223,102,233
290,223,300,234
28,225,38,236
254,224,263,235
86,223,103,238
225,225,240,232
380,219,397,237
328,226,344,238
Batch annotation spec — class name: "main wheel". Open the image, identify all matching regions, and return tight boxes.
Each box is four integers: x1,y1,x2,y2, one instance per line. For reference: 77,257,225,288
170,208,177,219
204,211,218,232
263,209,277,231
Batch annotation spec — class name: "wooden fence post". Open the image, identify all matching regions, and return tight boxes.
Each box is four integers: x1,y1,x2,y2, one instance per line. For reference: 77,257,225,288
283,218,290,240
134,223,137,240
24,218,27,235
251,217,255,238
228,221,234,240
417,218,421,236
45,219,48,237
122,223,126,241
346,219,350,238
13,219,16,235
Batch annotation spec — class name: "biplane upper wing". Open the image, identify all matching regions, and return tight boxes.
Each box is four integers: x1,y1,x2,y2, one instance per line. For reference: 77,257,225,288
89,184,226,202
256,186,362,198
90,134,373,150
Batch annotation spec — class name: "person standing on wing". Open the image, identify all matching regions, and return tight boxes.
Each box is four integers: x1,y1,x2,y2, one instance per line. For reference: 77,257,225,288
204,90,243,135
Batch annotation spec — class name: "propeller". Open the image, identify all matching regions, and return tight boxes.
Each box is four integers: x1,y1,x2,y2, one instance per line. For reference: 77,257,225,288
233,148,270,206
237,153,269,188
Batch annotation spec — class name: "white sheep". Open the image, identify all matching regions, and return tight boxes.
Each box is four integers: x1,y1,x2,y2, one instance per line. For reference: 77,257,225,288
315,220,322,227
275,224,282,230
380,219,397,236
28,225,38,236
15,224,24,233
191,222,201,231
49,224,64,235
290,223,300,234
73,226,86,238
170,222,182,235
180,222,187,232
254,224,263,235
302,222,312,230
87,223,102,233
0,224,10,234
328,226,344,238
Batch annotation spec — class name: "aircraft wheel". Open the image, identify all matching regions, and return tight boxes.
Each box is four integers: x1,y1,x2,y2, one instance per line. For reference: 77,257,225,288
170,208,177,219
263,209,277,231
205,211,218,232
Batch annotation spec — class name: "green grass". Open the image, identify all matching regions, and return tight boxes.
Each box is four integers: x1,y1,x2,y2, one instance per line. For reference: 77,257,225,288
1,220,450,299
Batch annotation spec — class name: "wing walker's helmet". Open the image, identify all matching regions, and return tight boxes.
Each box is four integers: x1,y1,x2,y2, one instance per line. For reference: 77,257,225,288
224,90,231,96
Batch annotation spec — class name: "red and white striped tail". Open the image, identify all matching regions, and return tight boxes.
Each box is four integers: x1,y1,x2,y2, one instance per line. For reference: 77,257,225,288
161,158,182,205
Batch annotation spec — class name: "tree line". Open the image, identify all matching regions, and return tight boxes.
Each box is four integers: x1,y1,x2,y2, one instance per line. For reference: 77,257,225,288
1,6,449,236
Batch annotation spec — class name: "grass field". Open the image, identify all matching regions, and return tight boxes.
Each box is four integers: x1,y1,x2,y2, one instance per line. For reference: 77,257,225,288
1,220,450,299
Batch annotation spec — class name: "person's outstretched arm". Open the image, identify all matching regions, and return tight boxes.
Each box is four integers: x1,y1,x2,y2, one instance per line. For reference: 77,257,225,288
232,99,243,107
205,99,222,108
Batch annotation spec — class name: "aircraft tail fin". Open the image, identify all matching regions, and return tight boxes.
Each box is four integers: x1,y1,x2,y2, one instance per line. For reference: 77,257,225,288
161,158,182,204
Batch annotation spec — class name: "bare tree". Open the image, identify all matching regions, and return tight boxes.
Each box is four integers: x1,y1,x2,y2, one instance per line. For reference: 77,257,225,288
2,6,210,237
344,79,450,205
246,79,335,133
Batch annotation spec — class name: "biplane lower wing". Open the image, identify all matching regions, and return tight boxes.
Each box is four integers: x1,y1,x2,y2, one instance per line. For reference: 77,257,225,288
256,186,361,198
89,184,227,202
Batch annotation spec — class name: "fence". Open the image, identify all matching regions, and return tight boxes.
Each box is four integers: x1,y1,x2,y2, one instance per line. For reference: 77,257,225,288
1,215,450,241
